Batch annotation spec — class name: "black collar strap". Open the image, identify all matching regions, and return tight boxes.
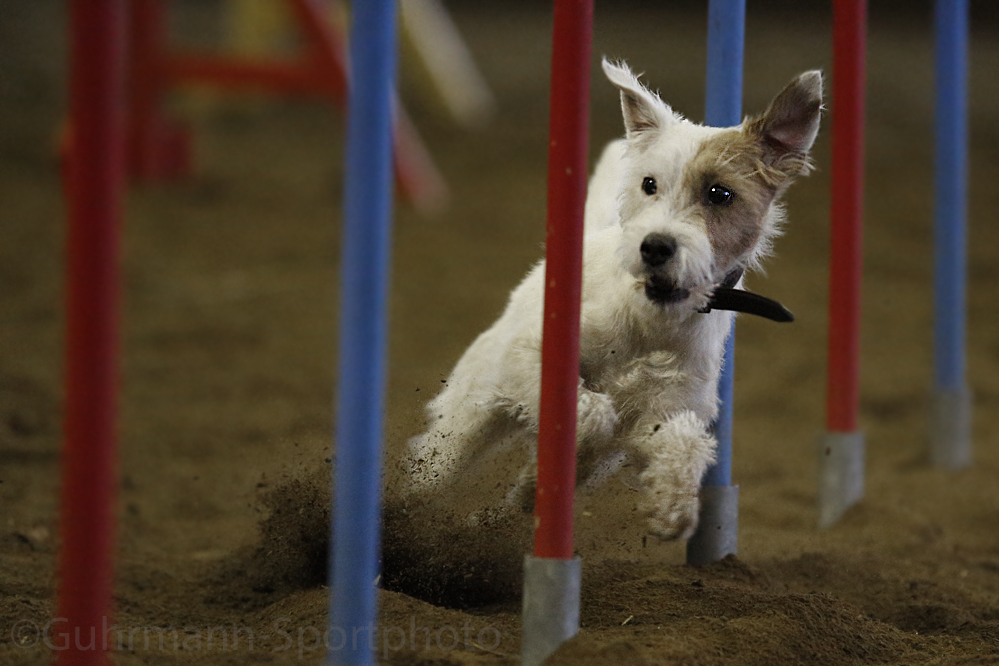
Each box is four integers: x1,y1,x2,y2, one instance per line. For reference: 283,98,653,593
719,267,744,290
697,267,795,323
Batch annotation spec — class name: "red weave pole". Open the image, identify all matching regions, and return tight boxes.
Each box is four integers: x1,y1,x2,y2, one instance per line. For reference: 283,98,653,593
534,0,593,560
57,2,125,664
826,0,867,433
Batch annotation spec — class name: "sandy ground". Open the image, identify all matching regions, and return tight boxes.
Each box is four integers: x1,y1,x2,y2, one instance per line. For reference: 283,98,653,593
2,2,999,665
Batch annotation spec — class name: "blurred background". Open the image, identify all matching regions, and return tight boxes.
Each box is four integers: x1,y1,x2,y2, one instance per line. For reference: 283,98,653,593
1,1,999,662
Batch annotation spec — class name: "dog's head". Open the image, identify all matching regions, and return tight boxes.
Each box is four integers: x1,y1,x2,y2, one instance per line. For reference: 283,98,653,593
603,59,822,311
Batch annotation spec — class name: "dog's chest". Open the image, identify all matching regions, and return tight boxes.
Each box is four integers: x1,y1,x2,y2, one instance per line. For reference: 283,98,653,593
577,309,726,421
578,325,682,389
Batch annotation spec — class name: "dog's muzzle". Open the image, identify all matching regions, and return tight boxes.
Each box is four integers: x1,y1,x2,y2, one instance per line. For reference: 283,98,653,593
641,233,690,304
644,275,690,304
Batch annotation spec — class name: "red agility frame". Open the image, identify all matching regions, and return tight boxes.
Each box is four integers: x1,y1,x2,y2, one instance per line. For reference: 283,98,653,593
126,0,446,211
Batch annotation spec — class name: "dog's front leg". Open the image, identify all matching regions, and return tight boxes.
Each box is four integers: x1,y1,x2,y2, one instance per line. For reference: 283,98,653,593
628,411,717,540
606,351,717,537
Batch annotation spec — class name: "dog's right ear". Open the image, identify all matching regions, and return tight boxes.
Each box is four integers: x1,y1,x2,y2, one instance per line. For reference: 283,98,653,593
602,58,673,139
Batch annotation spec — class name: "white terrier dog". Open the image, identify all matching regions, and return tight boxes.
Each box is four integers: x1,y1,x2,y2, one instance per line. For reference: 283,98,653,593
406,60,822,539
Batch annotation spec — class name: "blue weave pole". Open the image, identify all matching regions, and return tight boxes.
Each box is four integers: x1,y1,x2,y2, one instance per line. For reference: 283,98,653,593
687,0,745,566
932,0,971,469
328,2,397,664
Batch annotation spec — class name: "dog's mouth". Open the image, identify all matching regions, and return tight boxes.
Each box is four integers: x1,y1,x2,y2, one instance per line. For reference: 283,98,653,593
644,275,690,304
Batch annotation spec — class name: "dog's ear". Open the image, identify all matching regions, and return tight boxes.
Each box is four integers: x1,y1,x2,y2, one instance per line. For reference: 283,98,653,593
744,70,822,181
602,58,673,139
751,70,823,156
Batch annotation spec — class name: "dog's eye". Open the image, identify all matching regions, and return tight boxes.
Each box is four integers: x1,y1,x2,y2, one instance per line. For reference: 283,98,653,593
707,184,734,206
642,177,657,195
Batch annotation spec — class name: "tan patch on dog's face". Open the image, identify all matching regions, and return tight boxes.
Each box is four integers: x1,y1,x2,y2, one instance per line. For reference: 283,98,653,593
680,129,787,270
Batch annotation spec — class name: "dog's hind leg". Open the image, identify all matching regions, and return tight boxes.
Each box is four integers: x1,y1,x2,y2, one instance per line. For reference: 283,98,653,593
406,385,510,490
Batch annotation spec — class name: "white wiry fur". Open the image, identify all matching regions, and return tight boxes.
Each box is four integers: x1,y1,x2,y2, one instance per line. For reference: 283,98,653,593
405,59,822,539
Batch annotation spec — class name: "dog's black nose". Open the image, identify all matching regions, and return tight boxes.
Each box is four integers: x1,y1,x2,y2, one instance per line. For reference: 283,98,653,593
640,233,677,267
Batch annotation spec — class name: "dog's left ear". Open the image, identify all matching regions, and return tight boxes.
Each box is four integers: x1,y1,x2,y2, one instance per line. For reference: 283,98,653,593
747,71,823,176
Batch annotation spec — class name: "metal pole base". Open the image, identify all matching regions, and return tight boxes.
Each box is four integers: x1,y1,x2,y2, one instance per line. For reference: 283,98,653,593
521,555,581,666
818,431,865,528
686,484,739,566
932,386,971,470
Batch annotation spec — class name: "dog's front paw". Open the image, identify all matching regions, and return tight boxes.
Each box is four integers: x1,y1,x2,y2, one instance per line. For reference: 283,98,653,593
638,481,700,540
577,387,618,444
638,474,701,541
633,411,716,540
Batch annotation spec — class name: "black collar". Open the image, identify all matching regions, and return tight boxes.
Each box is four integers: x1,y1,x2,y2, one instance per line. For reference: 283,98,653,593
697,268,794,323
